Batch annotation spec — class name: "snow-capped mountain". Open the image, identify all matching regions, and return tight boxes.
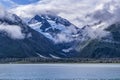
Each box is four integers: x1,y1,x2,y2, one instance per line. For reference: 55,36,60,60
28,14,80,43
27,14,87,57
28,14,109,56
75,21,120,58
0,11,67,58
1,9,120,59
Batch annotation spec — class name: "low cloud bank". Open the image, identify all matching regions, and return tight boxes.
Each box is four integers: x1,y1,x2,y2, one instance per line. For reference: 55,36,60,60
10,0,120,40
0,6,31,40
0,24,25,39
11,0,113,27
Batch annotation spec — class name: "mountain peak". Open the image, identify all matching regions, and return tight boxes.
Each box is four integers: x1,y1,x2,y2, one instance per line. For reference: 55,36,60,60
0,12,65,58
28,15,43,24
34,15,43,21
28,14,80,43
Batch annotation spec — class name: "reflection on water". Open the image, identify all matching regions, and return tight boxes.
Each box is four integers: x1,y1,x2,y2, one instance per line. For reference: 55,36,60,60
0,64,120,80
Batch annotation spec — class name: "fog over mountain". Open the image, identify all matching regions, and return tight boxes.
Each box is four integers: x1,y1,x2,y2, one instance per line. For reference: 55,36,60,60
9,0,120,39
0,0,120,59
10,0,120,26
0,7,26,39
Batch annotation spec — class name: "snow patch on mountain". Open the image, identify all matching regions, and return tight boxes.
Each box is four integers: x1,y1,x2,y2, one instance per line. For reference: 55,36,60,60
29,14,79,43
29,22,42,29
36,53,48,59
11,0,120,41
50,54,61,59
62,47,73,53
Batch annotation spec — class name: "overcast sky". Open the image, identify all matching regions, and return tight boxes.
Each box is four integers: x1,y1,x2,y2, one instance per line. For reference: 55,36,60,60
0,0,120,28
1,0,120,39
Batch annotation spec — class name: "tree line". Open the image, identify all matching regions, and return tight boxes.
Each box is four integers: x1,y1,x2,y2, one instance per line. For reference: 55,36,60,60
0,57,120,63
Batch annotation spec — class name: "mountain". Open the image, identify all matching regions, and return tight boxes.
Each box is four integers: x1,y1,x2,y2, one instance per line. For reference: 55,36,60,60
27,14,120,58
1,11,120,59
28,14,80,43
76,23,120,58
28,14,83,57
0,12,66,58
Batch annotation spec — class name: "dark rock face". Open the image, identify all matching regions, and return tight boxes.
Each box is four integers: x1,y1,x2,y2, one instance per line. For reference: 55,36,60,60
40,14,72,26
29,15,52,32
28,14,80,57
77,23,120,58
0,14,65,58
1,12,120,59
28,14,120,59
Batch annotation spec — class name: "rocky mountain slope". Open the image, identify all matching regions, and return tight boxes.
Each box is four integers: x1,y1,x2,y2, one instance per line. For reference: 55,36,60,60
0,10,120,59
76,23,120,58
28,14,80,43
0,12,66,58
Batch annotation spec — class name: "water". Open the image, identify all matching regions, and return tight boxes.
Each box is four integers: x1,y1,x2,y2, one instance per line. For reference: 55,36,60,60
0,64,120,80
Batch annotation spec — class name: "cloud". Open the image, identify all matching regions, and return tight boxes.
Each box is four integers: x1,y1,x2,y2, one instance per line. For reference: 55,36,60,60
80,0,120,39
0,6,24,39
10,0,120,27
0,5,17,20
91,0,120,24
0,6,32,40
84,25,110,39
10,0,120,39
0,24,25,39
11,0,112,27
54,33,73,43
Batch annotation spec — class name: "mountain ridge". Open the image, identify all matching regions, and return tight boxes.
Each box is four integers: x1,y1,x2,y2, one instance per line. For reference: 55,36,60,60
0,11,120,59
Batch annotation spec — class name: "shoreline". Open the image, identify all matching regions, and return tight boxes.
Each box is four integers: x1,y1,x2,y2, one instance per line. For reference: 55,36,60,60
0,58,120,64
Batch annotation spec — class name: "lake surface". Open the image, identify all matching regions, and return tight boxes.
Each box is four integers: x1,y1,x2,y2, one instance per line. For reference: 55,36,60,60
0,64,120,80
